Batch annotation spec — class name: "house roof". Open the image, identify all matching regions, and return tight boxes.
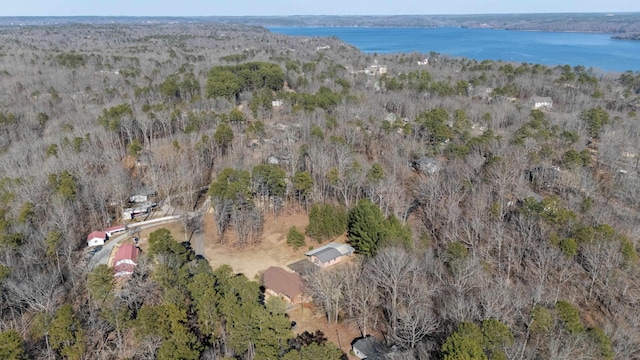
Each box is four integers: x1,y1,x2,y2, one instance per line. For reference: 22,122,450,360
114,263,136,277
114,244,139,265
87,231,107,240
305,242,355,263
311,247,343,263
288,258,319,275
263,266,304,300
104,225,126,232
352,336,392,360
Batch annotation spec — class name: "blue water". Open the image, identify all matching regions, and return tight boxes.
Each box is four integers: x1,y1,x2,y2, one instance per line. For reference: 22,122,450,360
268,27,640,73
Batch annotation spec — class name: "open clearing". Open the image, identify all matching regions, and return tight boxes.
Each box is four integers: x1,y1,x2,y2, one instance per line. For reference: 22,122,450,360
201,206,312,280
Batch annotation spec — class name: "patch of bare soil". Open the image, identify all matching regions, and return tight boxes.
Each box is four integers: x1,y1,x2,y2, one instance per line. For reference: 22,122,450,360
202,206,312,279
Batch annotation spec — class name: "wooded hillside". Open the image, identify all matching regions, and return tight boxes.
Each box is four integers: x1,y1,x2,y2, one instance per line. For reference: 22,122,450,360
0,21,639,359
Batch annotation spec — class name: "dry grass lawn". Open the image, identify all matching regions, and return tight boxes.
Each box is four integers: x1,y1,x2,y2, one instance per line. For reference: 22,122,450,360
202,206,313,280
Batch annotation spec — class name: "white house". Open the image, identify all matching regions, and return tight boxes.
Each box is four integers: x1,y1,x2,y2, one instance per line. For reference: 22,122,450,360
129,194,148,203
305,243,355,268
104,225,127,237
87,231,107,248
365,64,388,76
532,96,553,110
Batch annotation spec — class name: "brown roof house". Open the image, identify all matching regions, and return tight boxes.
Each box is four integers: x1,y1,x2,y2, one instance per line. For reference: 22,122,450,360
113,244,139,277
87,231,107,248
262,266,306,304
305,242,355,268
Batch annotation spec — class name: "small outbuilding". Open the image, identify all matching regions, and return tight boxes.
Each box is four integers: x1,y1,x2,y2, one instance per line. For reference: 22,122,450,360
305,243,355,268
262,266,306,304
113,244,139,277
87,231,107,248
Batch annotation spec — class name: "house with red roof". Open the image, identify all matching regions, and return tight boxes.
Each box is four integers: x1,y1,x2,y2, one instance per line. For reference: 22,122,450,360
113,244,139,277
262,266,307,304
87,231,107,248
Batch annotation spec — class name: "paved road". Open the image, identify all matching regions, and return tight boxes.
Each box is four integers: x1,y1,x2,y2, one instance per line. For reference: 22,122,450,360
189,197,210,257
86,215,181,270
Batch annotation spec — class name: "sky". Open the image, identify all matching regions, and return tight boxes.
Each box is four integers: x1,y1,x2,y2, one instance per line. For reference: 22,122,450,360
2,0,639,17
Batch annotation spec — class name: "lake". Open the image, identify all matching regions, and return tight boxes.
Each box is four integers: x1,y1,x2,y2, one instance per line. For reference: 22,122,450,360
268,27,640,73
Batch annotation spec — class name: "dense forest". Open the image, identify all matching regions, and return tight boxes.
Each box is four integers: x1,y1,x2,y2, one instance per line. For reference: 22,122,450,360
0,20,639,359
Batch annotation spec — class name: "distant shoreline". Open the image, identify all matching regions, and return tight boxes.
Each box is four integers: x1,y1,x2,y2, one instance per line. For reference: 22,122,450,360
2,13,640,36
268,25,628,40
612,33,640,41
2,15,640,41
270,26,640,72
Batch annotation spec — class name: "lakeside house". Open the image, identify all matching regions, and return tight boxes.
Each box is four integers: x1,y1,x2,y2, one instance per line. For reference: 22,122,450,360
305,243,355,268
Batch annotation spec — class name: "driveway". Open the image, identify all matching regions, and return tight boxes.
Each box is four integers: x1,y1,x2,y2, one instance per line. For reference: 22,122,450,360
86,215,181,270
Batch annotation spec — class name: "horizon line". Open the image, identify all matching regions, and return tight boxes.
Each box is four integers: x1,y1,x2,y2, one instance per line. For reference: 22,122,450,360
2,12,640,18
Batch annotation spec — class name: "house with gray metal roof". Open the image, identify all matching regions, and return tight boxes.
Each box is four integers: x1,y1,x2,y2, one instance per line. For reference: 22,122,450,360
352,336,394,359
305,242,355,268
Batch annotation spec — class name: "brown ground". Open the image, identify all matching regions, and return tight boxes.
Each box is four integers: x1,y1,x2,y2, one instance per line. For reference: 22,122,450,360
288,303,361,359
202,206,312,280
